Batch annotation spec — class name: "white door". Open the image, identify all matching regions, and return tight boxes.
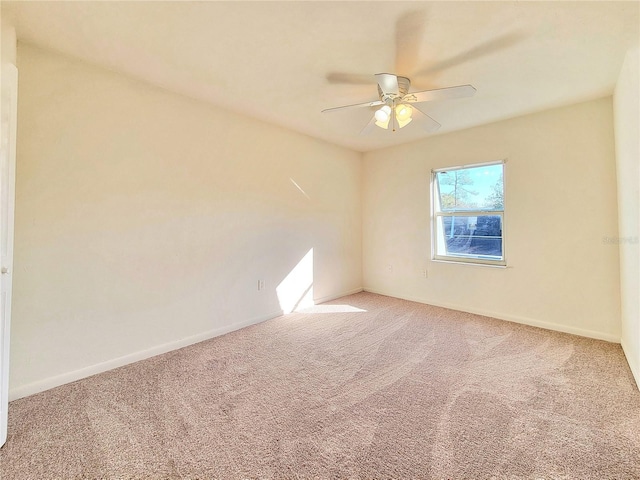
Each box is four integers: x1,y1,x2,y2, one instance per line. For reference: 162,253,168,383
1,63,18,448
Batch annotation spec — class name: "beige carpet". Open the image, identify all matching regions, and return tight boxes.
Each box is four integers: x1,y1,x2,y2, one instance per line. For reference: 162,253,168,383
1,292,639,479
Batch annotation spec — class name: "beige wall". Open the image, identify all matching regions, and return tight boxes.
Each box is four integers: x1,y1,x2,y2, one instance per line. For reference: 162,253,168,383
363,98,621,341
10,44,362,399
1,17,16,65
614,45,640,387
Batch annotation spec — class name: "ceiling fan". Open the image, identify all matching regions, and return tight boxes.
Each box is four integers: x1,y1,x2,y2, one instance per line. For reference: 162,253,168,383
321,9,522,135
322,73,476,135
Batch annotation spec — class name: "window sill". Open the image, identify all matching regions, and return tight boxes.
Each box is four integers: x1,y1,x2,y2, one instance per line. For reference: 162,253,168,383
431,258,508,268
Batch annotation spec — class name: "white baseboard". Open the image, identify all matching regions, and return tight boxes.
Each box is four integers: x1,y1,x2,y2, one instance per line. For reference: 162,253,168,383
314,287,364,305
363,287,620,343
9,309,284,401
16,285,618,401
9,286,365,401
621,339,640,390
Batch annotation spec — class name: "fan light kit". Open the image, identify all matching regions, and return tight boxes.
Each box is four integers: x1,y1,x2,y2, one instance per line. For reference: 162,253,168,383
322,73,476,135
373,103,412,130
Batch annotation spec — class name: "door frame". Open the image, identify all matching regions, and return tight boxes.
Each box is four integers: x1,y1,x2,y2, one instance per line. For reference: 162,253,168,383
1,62,18,447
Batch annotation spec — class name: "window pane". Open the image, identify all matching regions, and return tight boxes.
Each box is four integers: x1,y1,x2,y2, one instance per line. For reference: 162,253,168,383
436,215,503,259
436,164,503,212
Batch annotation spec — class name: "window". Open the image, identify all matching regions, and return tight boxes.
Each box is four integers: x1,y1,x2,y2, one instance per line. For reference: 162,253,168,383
432,161,505,266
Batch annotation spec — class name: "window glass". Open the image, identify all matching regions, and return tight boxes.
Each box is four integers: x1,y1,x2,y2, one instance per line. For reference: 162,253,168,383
435,164,503,212
433,163,505,265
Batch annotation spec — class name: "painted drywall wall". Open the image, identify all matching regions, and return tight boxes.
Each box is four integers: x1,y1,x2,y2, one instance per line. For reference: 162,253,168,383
10,44,362,399
614,45,640,387
1,17,16,65
363,98,621,341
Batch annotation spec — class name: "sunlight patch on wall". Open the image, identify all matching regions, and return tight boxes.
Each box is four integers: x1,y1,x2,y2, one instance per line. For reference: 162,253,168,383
276,248,314,314
290,178,310,200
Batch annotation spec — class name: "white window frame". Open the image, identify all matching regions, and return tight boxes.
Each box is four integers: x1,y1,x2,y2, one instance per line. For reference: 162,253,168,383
431,160,506,267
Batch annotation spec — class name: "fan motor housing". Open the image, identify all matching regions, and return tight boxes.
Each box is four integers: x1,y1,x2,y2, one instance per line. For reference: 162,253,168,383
378,75,411,102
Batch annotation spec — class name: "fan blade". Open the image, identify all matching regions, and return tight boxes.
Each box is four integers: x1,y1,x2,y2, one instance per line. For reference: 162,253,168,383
404,84,476,104
326,72,376,85
375,73,399,95
410,104,441,133
413,32,524,78
359,116,377,136
321,100,384,113
395,10,427,75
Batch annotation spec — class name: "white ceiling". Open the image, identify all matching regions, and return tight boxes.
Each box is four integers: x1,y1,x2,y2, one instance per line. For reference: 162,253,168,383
4,1,639,152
